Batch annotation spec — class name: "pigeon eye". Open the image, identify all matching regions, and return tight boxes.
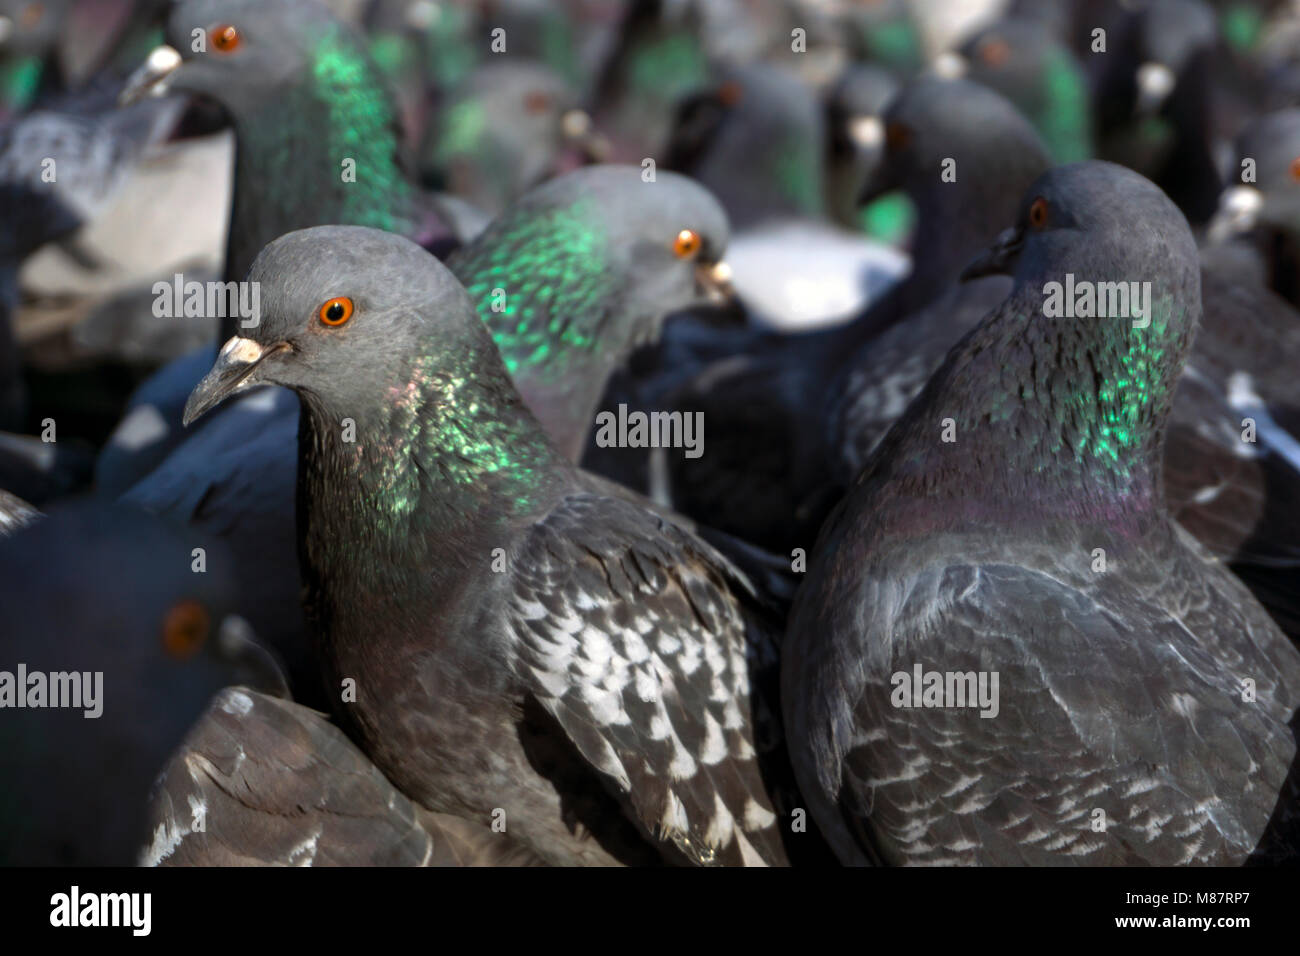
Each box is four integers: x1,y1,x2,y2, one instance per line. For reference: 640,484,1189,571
673,229,702,259
524,90,552,114
885,121,911,151
211,23,241,53
717,81,744,107
163,600,211,660
1290,157,1300,183
1028,196,1049,229
979,37,1011,67
319,296,354,326
19,2,43,28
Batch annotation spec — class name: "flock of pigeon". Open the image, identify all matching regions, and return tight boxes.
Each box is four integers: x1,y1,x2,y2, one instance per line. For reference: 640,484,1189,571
1,0,1300,868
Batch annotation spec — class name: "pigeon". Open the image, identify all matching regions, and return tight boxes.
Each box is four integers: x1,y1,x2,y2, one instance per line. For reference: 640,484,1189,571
948,15,1093,164
0,499,287,865
418,61,601,219
662,63,910,330
1090,0,1225,224
0,96,181,430
144,687,546,866
98,0,459,496
182,225,794,866
824,62,907,237
785,162,1300,866
117,165,737,706
661,77,1052,552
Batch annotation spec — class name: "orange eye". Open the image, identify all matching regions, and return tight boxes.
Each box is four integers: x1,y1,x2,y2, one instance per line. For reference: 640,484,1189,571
717,81,744,107
211,23,241,53
673,229,702,259
524,90,552,114
885,121,911,151
163,600,210,660
1028,196,1049,228
319,296,354,326
980,37,1010,68
1290,157,1300,183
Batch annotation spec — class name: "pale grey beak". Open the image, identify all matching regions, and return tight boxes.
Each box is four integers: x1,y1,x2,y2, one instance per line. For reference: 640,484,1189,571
183,336,289,426
119,45,183,106
696,260,734,303
1134,61,1176,116
1206,184,1264,242
932,51,968,79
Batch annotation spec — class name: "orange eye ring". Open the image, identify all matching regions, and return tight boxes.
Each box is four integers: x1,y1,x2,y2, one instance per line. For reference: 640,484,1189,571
524,90,552,114
319,296,354,326
211,23,241,53
673,229,702,259
1028,196,1049,229
1290,157,1300,183
717,81,744,107
980,37,1011,68
163,600,210,661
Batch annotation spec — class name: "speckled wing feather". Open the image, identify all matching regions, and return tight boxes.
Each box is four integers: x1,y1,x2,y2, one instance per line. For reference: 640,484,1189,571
0,487,38,535
810,563,1297,866
143,688,538,866
507,493,788,866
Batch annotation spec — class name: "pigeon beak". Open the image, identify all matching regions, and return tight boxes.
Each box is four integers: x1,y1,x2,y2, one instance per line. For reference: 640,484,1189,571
695,259,734,303
1206,184,1263,242
961,226,1025,281
183,336,290,426
932,51,968,79
1134,61,1175,116
119,45,183,106
561,108,611,162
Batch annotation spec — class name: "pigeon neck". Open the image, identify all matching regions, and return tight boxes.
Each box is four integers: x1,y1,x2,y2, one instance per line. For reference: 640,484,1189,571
222,23,417,323
449,199,625,458
871,281,1191,530
297,351,569,588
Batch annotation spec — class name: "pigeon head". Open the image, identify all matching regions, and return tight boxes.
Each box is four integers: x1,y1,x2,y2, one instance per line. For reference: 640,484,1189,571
0,0,69,59
859,77,1049,293
1213,110,1300,240
122,0,419,287
664,64,826,227
184,225,486,429
185,226,566,540
122,0,340,114
947,17,1092,163
964,161,1201,303
423,62,602,216
449,164,729,458
0,501,287,864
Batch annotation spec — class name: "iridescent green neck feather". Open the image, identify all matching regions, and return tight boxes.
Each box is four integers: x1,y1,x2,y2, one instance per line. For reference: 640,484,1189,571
227,23,417,286
870,286,1190,533
448,201,623,457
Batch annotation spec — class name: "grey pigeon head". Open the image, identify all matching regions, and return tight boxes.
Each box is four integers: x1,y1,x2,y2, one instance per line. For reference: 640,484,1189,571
421,61,587,215
139,0,343,115
859,77,1050,295
449,164,730,458
0,501,286,864
665,63,826,227
183,225,506,430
